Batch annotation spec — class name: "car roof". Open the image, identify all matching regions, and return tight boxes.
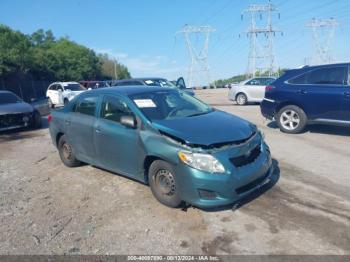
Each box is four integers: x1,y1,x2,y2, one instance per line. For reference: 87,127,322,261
296,62,350,71
86,86,173,96
50,81,79,85
116,78,167,82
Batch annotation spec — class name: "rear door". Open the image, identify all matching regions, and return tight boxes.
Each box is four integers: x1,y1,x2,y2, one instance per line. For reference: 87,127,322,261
48,84,59,104
66,95,99,163
244,78,264,101
94,94,142,178
287,66,347,120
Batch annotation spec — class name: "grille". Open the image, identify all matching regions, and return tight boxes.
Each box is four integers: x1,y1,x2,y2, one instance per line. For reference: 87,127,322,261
229,145,261,168
236,171,269,195
0,113,27,128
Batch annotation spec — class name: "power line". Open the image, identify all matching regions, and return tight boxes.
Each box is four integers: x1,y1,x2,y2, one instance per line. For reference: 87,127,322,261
242,0,282,77
177,25,216,88
306,17,339,65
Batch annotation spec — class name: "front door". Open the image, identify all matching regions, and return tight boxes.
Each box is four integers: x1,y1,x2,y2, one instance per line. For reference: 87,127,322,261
94,94,142,178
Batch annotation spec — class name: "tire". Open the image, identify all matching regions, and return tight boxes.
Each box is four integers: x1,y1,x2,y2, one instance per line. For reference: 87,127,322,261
236,93,247,105
48,98,55,109
31,110,42,129
276,105,307,134
58,135,81,167
148,160,183,208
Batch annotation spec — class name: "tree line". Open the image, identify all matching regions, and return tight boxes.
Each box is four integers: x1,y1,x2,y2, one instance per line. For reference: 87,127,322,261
0,24,130,82
214,69,285,87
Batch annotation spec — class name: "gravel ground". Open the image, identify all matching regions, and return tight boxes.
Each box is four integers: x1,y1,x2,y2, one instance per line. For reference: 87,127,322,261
0,88,349,255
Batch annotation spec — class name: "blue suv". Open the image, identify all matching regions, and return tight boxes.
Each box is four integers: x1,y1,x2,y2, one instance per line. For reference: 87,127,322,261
260,63,350,133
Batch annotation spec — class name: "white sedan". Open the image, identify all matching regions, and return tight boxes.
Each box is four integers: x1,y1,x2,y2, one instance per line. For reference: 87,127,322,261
228,77,275,105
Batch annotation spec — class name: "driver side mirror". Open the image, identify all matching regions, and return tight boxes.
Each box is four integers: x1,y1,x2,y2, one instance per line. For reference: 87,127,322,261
176,77,186,89
120,115,137,129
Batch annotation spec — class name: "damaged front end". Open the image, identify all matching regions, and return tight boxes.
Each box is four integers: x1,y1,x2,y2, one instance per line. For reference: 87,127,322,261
0,112,33,132
158,129,258,152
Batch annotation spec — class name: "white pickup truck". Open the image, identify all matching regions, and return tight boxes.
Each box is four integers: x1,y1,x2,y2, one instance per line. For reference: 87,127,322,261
46,82,87,108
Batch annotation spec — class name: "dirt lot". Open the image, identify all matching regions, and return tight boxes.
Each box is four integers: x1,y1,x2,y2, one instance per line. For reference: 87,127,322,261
0,88,350,255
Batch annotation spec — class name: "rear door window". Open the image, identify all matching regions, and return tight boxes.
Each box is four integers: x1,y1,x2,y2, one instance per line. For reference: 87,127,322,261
307,67,347,85
75,96,98,116
289,67,347,85
245,78,261,86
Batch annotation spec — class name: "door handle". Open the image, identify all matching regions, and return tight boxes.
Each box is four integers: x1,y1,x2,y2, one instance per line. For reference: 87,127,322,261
344,91,350,97
297,89,307,94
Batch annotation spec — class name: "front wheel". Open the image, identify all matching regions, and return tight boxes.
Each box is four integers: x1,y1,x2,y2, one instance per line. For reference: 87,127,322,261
31,110,42,129
148,160,183,208
276,105,307,134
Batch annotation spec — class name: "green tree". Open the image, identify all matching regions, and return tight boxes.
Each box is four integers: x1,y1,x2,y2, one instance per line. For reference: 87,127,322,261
0,25,32,75
98,53,131,80
0,24,131,82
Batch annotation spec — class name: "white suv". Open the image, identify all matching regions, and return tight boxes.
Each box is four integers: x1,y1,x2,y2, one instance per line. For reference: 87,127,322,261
46,82,87,108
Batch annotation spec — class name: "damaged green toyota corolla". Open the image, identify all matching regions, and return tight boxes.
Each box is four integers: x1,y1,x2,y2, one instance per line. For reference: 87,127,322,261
49,86,274,208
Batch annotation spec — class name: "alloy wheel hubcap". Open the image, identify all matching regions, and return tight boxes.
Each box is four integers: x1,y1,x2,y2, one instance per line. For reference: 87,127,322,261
155,169,176,196
62,142,72,160
237,95,246,104
280,110,300,130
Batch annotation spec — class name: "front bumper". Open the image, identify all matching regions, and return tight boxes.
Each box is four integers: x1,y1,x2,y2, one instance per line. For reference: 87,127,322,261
0,113,33,132
174,137,274,208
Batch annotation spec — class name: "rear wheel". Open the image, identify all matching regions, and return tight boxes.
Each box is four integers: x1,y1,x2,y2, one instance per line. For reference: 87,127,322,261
58,135,81,167
236,93,247,105
276,105,307,134
148,160,182,208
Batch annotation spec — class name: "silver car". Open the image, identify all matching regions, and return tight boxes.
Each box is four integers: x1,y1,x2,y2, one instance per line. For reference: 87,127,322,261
228,77,276,105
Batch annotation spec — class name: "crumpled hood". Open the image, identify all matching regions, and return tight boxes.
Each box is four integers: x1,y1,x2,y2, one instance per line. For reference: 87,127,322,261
152,110,254,147
0,102,33,115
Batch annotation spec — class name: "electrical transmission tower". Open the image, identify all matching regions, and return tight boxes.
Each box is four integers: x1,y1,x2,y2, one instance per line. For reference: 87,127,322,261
306,18,339,65
242,0,281,78
177,25,216,88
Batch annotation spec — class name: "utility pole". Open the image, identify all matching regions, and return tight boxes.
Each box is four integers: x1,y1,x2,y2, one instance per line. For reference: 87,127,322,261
177,25,216,88
114,59,118,80
306,18,339,65
242,0,281,78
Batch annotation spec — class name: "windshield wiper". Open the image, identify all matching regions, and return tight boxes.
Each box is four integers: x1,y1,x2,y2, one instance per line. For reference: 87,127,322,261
187,111,211,117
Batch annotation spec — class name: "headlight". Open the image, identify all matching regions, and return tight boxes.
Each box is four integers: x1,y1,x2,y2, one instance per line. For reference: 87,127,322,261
178,151,225,173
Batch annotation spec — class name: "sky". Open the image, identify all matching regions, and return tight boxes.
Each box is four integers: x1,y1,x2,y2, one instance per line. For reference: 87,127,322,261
1,0,350,84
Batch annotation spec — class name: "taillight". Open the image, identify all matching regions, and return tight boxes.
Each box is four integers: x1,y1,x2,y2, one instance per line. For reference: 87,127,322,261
48,114,53,123
265,85,275,92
